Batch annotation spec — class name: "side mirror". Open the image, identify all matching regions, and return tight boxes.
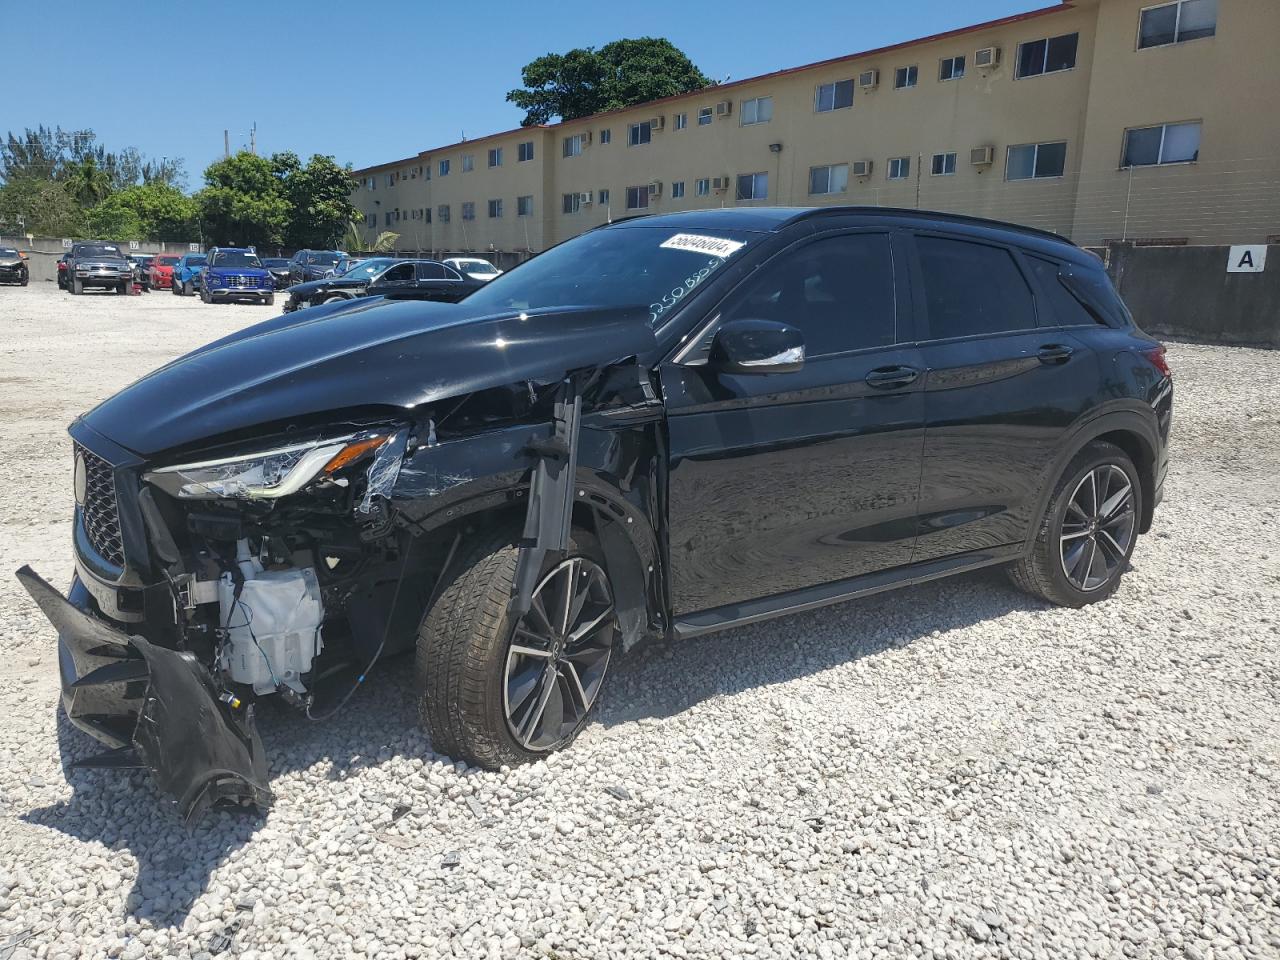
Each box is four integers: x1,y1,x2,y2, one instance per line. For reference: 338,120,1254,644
707,319,805,375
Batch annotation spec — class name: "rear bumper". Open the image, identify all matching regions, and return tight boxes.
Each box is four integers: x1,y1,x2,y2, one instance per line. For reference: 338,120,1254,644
18,565,272,824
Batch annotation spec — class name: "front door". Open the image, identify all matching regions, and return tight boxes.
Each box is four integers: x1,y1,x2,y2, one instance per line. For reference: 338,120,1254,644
661,230,926,616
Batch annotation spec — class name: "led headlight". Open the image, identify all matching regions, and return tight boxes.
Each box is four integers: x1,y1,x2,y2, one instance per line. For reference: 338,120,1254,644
144,433,391,500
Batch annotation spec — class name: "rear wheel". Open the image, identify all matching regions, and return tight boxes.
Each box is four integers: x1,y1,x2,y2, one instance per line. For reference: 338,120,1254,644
1008,441,1141,607
416,531,618,769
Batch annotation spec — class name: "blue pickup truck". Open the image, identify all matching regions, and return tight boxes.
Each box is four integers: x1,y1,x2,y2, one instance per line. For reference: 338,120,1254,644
200,247,274,305
170,253,207,296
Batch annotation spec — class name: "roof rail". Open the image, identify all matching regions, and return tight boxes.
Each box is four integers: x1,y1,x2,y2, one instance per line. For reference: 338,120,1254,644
794,206,1075,246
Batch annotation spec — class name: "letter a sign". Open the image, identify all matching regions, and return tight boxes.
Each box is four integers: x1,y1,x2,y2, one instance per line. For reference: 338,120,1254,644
1227,245,1267,273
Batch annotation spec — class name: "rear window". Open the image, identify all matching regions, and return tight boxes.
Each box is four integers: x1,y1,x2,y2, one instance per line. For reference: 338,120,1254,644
156,256,180,266
916,235,1036,339
1027,256,1103,327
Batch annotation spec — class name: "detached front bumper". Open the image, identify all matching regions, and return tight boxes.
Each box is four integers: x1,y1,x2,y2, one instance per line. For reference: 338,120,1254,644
17,565,272,825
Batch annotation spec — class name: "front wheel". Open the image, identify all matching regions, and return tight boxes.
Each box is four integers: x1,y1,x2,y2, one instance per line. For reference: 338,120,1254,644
264,294,274,306
1008,441,1141,607
416,532,618,769
71,277,82,295
200,286,211,303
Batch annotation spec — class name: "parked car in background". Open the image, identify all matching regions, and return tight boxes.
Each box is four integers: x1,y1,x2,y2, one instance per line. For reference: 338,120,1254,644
200,247,274,305
0,246,29,286
443,257,502,282
129,254,156,291
325,255,367,278
66,241,133,295
56,253,69,289
287,250,344,285
170,253,207,296
147,254,181,290
283,259,481,312
16,207,1171,823
260,257,292,290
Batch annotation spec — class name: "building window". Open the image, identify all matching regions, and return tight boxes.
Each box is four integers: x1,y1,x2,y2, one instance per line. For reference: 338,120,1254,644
488,199,503,218
1121,121,1201,167
424,208,431,223
439,159,450,176
741,96,773,125
698,107,713,126
695,178,711,197
894,65,918,89
462,154,474,172
887,156,911,180
809,163,849,195
517,195,533,217
563,135,583,158
600,128,612,144
385,212,393,226
625,185,649,210
437,204,450,223
671,180,686,198
366,177,375,189
598,189,610,206
461,201,475,220
673,112,688,131
939,55,965,81
931,152,957,176
736,172,768,200
488,147,503,168
425,165,431,180
1016,32,1079,77
1139,0,1217,48
562,193,581,214
518,141,534,162
1006,141,1068,180
628,121,652,146
814,79,854,113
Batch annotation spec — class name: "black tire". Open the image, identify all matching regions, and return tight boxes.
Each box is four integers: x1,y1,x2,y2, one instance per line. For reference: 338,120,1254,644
264,294,274,306
1008,440,1142,608
71,277,82,295
200,286,211,303
116,281,128,295
183,281,193,297
416,530,617,769
20,276,27,286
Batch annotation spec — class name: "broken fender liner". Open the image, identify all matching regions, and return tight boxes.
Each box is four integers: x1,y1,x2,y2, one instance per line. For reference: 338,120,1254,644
16,566,272,825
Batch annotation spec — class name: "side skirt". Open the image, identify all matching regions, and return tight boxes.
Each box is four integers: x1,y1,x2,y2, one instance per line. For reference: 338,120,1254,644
672,544,1023,640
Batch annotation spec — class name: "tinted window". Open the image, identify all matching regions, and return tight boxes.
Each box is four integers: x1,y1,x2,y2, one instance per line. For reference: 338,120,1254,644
1027,256,1098,327
379,263,414,282
916,236,1036,338
721,233,897,357
416,262,447,280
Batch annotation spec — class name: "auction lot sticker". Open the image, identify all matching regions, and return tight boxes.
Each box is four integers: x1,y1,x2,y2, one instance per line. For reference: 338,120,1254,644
660,233,746,258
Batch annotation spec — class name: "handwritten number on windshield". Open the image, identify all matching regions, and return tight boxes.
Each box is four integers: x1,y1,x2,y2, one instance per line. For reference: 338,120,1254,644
650,258,723,324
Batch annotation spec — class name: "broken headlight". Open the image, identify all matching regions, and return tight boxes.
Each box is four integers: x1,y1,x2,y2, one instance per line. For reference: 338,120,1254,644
144,433,392,500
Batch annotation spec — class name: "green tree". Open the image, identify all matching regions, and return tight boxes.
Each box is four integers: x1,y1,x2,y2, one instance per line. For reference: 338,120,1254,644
342,220,398,254
65,156,114,208
0,177,85,236
89,182,198,241
196,151,289,248
507,38,711,126
280,153,360,249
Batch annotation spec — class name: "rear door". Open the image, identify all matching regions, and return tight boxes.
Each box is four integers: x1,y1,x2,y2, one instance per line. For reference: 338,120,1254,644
661,229,926,615
906,231,1102,562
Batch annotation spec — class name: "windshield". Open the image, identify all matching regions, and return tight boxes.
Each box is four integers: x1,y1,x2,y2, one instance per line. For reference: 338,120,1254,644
0,247,18,258
461,226,757,324
262,258,288,268
76,242,124,259
188,255,207,266
343,257,395,278
156,256,180,266
307,252,341,265
209,251,263,268
456,259,498,274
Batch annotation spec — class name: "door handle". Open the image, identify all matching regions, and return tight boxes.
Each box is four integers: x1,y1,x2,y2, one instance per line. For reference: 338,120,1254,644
1037,344,1074,364
865,365,920,389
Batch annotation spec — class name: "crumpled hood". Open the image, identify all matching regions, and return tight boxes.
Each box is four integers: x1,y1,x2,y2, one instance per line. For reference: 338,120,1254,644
0,256,22,267
288,276,365,296
81,297,656,457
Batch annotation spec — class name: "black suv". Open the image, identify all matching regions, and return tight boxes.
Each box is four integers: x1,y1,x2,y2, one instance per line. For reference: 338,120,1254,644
66,240,133,294
19,207,1171,822
287,249,344,285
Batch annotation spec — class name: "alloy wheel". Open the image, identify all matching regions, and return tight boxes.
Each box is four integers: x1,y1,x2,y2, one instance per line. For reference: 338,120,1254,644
1059,463,1136,592
503,556,616,751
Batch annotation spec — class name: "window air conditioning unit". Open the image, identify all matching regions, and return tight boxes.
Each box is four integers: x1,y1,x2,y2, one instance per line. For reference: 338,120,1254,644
851,159,873,177
858,69,879,89
711,176,730,192
650,116,665,130
970,145,995,166
714,100,732,116
578,191,593,205
974,46,1001,68
648,181,663,197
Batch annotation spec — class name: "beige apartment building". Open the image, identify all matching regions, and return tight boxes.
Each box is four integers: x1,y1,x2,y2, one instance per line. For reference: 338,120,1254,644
350,0,1280,261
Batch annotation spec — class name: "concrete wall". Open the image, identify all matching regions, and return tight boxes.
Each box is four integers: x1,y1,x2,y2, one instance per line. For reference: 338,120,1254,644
1107,242,1280,347
0,236,203,285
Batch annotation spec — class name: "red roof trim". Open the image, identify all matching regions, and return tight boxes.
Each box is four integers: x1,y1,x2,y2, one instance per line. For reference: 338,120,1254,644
353,2,1073,175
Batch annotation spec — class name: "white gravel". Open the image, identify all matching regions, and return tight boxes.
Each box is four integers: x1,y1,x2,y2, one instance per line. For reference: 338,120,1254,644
1,282,1278,960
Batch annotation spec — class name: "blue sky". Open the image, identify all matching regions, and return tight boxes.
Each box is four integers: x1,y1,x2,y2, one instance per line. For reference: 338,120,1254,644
7,0,1054,187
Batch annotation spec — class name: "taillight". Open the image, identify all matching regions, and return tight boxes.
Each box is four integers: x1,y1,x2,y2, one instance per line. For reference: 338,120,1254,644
1143,344,1171,378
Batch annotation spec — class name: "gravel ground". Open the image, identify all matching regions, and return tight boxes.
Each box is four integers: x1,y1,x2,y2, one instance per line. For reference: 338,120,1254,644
0,282,1278,960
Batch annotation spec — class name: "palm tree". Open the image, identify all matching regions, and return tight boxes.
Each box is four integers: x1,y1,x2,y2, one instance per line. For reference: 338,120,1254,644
65,156,113,208
341,220,398,254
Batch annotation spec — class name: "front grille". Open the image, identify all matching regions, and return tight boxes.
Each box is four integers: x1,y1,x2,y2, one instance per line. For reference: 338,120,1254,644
77,443,125,567
223,274,261,289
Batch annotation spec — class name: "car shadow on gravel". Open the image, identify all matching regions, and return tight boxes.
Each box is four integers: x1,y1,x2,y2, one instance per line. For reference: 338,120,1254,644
599,566,1043,727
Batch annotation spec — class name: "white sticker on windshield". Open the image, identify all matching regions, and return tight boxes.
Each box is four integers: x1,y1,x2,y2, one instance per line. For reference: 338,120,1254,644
660,233,745,258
